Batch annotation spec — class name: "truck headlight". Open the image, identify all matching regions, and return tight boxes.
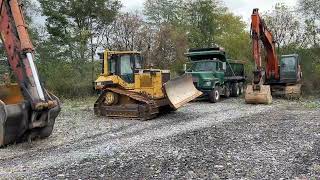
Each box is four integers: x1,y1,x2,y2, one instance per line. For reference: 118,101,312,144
204,81,212,87
96,82,102,86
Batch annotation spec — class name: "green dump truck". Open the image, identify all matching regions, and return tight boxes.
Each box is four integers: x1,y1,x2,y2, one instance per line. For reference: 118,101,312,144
185,47,246,103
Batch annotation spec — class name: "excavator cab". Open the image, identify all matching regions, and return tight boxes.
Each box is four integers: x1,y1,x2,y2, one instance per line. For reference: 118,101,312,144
279,54,301,83
271,54,302,98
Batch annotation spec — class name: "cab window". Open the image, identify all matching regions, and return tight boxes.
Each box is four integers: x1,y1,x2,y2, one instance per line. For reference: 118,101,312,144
109,57,116,75
135,55,143,69
188,61,216,72
120,55,133,75
120,55,134,83
281,57,296,72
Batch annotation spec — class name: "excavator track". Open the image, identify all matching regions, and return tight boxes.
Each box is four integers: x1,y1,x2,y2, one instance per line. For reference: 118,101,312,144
94,88,172,121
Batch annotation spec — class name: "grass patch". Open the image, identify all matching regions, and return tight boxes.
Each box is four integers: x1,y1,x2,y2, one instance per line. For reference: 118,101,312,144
304,102,320,109
61,96,98,109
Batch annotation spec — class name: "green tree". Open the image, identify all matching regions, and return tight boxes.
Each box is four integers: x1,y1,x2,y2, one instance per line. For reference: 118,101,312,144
39,0,121,61
185,0,225,48
144,0,184,25
299,0,320,20
215,12,250,60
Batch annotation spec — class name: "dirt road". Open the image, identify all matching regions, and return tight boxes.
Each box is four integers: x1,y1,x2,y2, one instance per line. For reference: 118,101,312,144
0,98,319,179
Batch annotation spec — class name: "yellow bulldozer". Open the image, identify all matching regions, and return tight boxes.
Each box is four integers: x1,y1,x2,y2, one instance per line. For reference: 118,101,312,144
94,50,202,120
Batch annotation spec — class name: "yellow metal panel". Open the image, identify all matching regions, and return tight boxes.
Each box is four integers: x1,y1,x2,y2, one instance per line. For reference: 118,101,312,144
103,51,109,76
140,74,153,87
132,71,165,99
0,84,24,105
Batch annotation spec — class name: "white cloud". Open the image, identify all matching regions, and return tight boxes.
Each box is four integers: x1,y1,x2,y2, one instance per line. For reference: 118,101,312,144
121,0,144,12
120,0,299,24
222,0,298,25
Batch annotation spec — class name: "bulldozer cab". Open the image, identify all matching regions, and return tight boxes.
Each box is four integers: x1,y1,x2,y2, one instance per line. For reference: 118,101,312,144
101,51,143,84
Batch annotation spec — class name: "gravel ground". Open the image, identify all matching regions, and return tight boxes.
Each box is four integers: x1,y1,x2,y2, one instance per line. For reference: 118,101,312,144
0,98,319,179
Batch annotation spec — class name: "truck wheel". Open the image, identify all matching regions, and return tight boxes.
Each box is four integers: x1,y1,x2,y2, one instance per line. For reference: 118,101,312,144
231,83,240,97
209,87,220,103
224,86,230,98
239,83,244,95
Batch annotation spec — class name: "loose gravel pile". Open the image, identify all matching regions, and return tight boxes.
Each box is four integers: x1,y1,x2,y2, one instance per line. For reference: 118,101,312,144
0,98,319,179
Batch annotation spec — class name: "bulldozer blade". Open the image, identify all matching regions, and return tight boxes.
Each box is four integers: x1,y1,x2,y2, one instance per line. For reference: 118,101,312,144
164,74,202,109
0,84,61,147
245,84,272,104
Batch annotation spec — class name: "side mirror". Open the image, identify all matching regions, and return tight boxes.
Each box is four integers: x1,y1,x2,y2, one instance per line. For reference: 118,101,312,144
183,64,187,72
222,62,227,71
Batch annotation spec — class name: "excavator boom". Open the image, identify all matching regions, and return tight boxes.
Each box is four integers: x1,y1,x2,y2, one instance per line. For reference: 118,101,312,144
0,0,60,146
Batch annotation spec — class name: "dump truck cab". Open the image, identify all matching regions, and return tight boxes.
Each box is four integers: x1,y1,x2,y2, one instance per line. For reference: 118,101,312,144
186,59,225,90
185,47,246,103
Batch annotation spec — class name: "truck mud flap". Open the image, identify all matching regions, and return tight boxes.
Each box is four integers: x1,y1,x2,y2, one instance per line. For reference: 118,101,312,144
164,74,203,109
245,84,272,104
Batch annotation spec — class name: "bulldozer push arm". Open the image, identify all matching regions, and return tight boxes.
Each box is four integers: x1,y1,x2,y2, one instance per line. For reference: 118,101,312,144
0,0,60,146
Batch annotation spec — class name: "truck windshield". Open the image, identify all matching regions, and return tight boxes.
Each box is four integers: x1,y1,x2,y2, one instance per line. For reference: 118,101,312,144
281,57,296,72
187,61,216,72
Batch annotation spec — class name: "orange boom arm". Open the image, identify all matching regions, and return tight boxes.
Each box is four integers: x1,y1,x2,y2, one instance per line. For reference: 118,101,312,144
251,8,279,84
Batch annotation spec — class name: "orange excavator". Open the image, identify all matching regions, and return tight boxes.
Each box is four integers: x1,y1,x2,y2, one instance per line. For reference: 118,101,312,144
0,0,60,146
245,8,302,104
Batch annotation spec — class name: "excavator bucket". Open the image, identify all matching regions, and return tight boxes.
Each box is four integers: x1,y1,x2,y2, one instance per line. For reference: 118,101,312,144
245,84,272,104
164,74,202,109
0,84,60,146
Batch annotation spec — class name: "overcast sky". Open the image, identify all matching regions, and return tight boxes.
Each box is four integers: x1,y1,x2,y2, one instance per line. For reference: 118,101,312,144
121,0,298,24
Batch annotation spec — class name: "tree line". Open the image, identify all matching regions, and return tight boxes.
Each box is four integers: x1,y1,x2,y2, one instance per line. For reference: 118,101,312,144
1,0,319,98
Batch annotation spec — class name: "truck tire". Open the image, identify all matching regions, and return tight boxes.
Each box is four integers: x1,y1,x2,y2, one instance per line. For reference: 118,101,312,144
224,86,230,98
231,83,240,97
239,83,244,95
209,86,220,103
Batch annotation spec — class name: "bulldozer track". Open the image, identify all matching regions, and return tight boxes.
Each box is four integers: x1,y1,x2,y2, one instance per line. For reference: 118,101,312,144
94,88,161,120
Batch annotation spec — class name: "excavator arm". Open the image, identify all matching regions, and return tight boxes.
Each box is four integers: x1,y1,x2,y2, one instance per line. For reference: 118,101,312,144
0,0,60,146
251,8,279,84
245,8,278,104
